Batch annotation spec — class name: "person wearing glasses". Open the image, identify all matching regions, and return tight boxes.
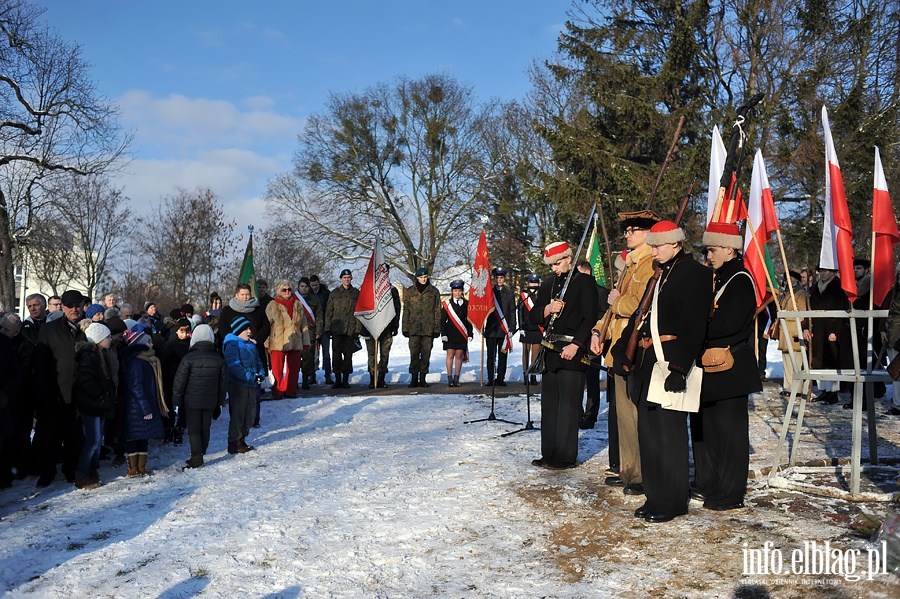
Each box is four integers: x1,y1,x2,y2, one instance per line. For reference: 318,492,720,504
47,296,62,313
265,279,311,399
33,289,87,487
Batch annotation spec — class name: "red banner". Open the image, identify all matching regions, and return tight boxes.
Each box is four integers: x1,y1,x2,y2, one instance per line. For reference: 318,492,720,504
467,230,494,332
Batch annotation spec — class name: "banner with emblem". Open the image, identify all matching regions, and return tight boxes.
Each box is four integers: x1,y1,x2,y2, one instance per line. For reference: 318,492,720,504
354,236,396,339
468,230,494,332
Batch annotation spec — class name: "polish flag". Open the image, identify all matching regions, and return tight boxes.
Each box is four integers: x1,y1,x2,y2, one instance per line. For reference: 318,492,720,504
354,236,396,340
467,230,495,332
872,146,899,308
743,150,780,308
818,106,857,302
707,125,748,224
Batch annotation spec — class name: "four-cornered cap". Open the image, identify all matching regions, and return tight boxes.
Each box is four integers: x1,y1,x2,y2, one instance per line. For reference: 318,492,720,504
618,210,661,232
788,270,801,281
702,222,742,249
543,241,572,265
60,290,86,306
415,267,429,277
526,274,541,284
231,316,251,335
449,280,464,289
645,221,685,247
339,269,352,278
491,267,507,276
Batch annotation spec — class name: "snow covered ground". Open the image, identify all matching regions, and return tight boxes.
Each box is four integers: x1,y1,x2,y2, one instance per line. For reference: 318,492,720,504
2,335,900,598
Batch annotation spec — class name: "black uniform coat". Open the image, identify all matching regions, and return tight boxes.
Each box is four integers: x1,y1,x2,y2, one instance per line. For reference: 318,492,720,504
530,270,598,372
484,285,517,338
700,257,763,403
613,251,713,400
517,288,543,344
806,276,852,370
441,297,472,349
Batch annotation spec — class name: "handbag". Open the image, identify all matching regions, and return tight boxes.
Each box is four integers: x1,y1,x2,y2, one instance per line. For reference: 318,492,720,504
888,356,900,381
701,346,734,373
647,281,702,412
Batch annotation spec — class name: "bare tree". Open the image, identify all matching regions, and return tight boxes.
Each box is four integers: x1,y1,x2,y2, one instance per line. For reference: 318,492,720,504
0,0,130,308
252,222,329,286
267,73,509,283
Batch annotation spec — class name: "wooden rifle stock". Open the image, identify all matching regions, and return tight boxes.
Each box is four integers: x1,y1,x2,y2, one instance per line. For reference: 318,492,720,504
622,176,697,370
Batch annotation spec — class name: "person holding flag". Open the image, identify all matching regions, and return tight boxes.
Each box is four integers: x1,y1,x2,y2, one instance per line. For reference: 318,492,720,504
693,222,762,511
517,274,543,385
402,268,441,388
295,277,323,390
356,257,401,390
264,279,311,399
441,280,473,387
483,267,517,386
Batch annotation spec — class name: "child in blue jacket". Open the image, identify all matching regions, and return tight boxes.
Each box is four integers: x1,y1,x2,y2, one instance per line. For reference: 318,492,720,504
223,317,265,454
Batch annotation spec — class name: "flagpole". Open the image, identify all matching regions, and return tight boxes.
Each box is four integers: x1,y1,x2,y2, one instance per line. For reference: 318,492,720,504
774,229,798,311
746,213,780,306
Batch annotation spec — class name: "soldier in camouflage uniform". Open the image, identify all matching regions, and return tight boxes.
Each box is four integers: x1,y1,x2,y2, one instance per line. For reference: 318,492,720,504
296,277,323,389
324,269,361,389
402,267,442,388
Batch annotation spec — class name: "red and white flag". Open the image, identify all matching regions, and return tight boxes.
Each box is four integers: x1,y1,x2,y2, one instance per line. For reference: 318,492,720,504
707,125,748,224
354,236,396,339
294,291,316,326
467,230,494,332
818,106,857,302
743,149,780,308
872,146,899,308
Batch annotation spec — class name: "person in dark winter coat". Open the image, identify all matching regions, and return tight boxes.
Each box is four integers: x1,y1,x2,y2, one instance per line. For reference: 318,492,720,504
310,275,334,385
73,323,118,489
0,313,23,490
402,267,442,388
441,281,473,387
218,283,270,426
324,269,361,389
692,223,762,511
296,278,323,389
483,267,517,386
33,289,88,487
120,327,167,477
517,274,543,385
223,317,265,454
161,318,192,444
529,241,599,470
172,325,227,469
803,268,852,404
611,221,713,523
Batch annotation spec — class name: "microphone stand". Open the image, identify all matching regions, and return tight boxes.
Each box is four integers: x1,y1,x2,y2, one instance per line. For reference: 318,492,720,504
501,352,539,437
464,375,522,426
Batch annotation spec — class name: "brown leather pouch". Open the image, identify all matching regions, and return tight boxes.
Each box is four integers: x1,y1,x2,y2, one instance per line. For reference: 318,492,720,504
701,346,734,373
888,357,900,381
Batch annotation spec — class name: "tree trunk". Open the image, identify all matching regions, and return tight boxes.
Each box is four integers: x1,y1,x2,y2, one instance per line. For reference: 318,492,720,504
0,190,17,311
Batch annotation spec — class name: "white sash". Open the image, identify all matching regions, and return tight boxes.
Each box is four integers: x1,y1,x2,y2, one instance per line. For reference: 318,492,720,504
442,299,468,338
294,291,315,326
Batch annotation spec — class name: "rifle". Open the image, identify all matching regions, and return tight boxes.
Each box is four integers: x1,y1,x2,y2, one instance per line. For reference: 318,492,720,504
528,204,599,374
622,176,697,370
711,93,765,222
593,116,685,350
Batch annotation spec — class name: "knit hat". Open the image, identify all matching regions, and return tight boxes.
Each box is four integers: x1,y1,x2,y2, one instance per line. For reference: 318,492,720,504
84,322,111,344
702,222,742,249
645,221,685,246
173,318,192,332
190,324,215,348
231,316,251,335
122,318,137,330
543,241,572,264
85,304,105,319
105,316,128,335
123,328,150,347
169,308,185,320
414,267,429,277
144,301,155,311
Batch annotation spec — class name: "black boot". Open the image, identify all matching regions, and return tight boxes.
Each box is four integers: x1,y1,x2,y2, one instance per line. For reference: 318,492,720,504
342,372,352,388
419,374,430,388
301,373,310,390
376,372,387,388
368,373,376,389
332,374,342,390
324,373,334,385
408,373,419,388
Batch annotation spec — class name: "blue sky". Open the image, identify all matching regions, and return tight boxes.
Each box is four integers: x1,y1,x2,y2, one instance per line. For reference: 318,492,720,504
34,0,571,227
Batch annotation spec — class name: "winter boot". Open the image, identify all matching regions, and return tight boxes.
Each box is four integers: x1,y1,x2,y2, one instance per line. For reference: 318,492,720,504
368,373,376,389
324,372,334,385
342,372,352,388
163,427,174,444
419,374,430,388
376,372,387,388
239,436,255,452
529,375,539,386
453,375,461,387
74,471,100,490
332,374,342,390
137,453,150,476
173,427,184,445
228,441,241,455
301,373,310,390
183,454,204,469
408,373,419,388
126,453,140,478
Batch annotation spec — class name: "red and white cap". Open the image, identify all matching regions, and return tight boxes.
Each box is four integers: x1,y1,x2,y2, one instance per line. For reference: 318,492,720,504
543,241,572,264
702,222,742,249
645,220,685,246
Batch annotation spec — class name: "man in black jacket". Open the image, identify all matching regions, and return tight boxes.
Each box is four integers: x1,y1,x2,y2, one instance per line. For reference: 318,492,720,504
483,267,517,386
33,289,88,487
611,221,713,523
310,275,334,385
803,268,851,404
529,242,598,469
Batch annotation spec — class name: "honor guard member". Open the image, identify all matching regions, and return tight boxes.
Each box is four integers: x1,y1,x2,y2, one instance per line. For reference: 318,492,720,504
692,223,761,511
530,242,598,470
576,260,610,430
803,266,851,404
402,267,442,388
517,274,543,385
591,210,659,494
324,269,361,389
296,277,323,390
611,221,712,522
777,270,809,397
441,280,473,387
483,267,517,386
362,267,401,389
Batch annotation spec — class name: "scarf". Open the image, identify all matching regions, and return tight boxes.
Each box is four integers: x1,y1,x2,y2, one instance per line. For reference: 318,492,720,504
137,349,169,418
415,280,429,293
275,295,294,319
229,296,260,313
